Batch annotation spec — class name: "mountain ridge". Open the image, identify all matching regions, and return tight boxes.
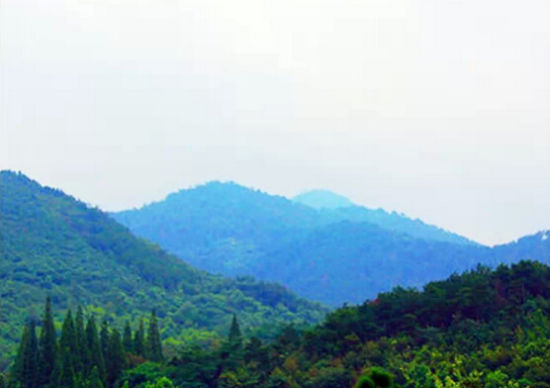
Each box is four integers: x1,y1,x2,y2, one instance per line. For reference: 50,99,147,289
0,171,328,366
112,180,549,306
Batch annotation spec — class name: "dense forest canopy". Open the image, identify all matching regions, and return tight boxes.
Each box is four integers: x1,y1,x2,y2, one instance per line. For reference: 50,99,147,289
5,261,550,387
112,181,550,306
0,171,327,368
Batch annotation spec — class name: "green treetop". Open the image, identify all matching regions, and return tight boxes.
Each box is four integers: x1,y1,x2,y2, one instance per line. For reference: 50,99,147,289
38,297,56,385
146,310,163,362
133,319,145,358
86,316,106,383
122,321,133,354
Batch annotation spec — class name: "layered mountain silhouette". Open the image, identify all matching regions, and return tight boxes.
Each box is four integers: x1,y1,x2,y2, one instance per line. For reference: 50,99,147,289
113,181,549,306
0,171,327,359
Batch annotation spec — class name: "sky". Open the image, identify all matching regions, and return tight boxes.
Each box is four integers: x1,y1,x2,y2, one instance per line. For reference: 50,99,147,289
1,0,549,246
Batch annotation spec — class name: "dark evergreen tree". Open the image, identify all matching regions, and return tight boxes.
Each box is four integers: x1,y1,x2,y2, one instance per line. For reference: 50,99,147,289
54,309,80,388
57,347,75,388
58,309,78,378
146,311,163,362
0,373,5,388
133,319,145,357
99,320,109,363
13,320,39,388
105,329,125,387
122,321,133,354
38,297,56,386
12,321,29,382
88,367,104,388
86,316,106,383
228,314,242,348
74,306,88,376
59,310,77,354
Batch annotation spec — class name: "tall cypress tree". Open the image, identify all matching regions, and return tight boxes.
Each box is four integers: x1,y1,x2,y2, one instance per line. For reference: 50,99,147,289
99,320,109,363
122,321,133,354
59,310,77,353
74,306,88,376
58,309,77,375
86,316,106,383
228,314,242,348
14,320,39,388
105,329,125,387
57,347,75,388
146,310,163,362
38,297,57,386
133,319,145,358
87,367,103,388
12,321,29,383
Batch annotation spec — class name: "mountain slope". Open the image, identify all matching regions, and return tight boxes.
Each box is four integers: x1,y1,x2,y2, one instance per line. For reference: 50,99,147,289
112,182,326,275
112,182,476,275
294,190,475,246
251,221,491,305
0,171,327,365
492,230,550,264
113,182,549,307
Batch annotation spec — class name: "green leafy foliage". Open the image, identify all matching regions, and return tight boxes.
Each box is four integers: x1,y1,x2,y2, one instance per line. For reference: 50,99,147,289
7,262,550,387
0,171,327,368
119,261,550,387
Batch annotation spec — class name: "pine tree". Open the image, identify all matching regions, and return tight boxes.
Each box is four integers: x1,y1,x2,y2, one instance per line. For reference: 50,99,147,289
14,320,39,388
87,367,103,388
0,373,6,388
99,320,109,363
122,321,133,354
228,314,242,348
133,319,145,357
59,310,77,353
74,306,88,376
38,297,57,386
59,309,78,378
57,347,75,388
105,329,125,387
12,321,29,382
146,311,163,362
86,316,106,383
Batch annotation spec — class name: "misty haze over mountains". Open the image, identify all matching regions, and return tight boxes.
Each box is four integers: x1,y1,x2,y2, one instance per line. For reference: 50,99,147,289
112,181,549,306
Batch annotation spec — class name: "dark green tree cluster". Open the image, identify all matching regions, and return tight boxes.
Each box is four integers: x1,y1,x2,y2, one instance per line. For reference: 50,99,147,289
10,261,550,388
0,170,327,368
118,261,550,388
10,298,163,388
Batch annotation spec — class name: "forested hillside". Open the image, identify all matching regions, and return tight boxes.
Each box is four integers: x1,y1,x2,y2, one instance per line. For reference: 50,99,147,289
112,184,475,285
6,261,550,387
113,182,549,306
0,171,327,368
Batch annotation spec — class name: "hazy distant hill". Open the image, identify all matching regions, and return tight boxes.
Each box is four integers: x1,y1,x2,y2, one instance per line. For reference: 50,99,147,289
114,182,550,306
113,182,324,274
294,190,476,246
112,182,499,305
293,189,355,209
251,221,492,305
492,230,550,264
0,171,327,365
113,182,474,278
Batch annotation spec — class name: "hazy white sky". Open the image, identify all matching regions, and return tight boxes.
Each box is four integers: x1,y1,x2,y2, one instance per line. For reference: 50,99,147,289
1,0,549,245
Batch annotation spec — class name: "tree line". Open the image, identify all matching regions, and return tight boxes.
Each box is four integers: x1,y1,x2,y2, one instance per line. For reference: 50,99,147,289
6,261,550,387
7,297,163,388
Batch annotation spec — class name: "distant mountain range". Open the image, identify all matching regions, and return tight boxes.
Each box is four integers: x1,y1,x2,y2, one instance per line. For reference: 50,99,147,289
0,171,327,365
113,181,549,306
